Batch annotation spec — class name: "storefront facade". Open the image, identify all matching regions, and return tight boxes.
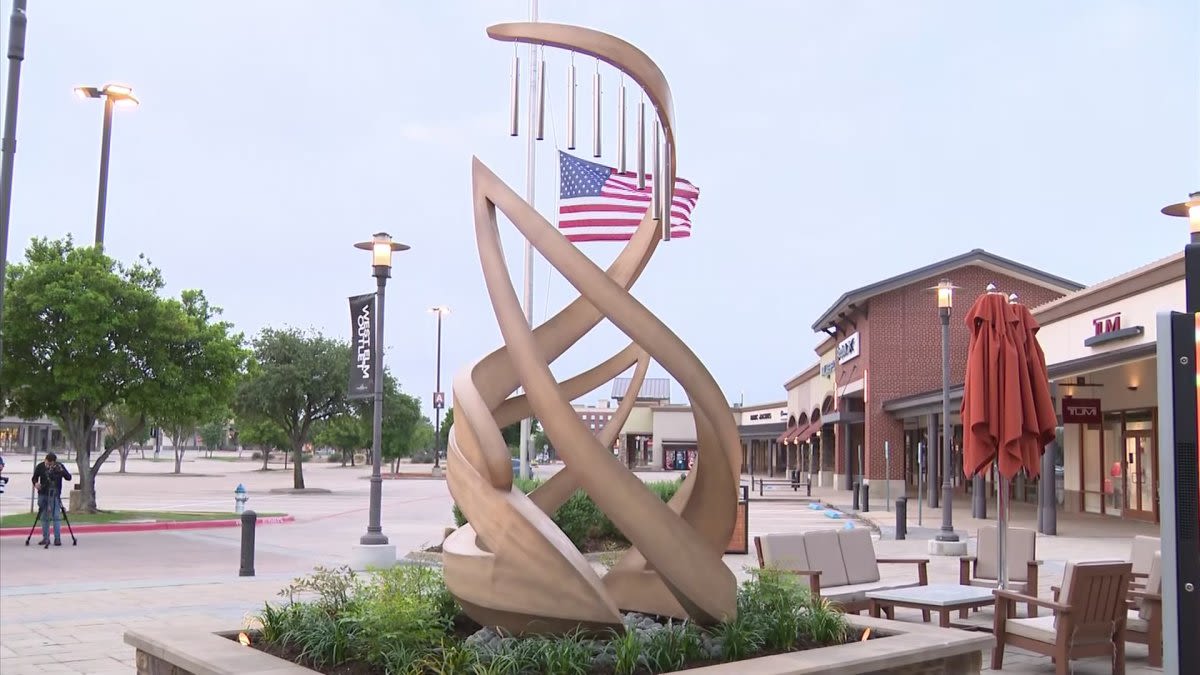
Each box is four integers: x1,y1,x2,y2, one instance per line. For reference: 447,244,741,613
787,249,1082,496
736,401,789,477
1034,252,1182,523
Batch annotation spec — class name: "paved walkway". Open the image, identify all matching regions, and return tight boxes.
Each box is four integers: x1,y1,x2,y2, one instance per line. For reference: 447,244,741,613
0,456,1164,673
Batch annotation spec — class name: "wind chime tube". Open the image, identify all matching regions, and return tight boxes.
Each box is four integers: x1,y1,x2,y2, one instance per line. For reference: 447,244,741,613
661,139,672,241
566,58,576,150
617,83,627,173
651,119,660,221
592,64,601,158
535,55,546,141
509,51,520,137
636,100,646,189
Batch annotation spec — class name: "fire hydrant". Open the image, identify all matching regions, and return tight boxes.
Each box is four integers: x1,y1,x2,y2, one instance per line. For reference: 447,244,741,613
234,483,248,515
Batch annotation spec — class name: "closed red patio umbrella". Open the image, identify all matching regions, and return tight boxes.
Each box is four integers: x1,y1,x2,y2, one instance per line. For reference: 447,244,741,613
961,287,1057,588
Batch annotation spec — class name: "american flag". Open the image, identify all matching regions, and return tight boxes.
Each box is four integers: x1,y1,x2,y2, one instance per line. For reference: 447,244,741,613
558,151,699,243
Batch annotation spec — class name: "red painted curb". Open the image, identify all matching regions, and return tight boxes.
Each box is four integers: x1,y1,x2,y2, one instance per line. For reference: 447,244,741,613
0,514,294,536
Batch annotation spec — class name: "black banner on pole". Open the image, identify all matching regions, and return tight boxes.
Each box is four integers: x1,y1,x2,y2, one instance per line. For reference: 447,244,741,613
348,293,375,400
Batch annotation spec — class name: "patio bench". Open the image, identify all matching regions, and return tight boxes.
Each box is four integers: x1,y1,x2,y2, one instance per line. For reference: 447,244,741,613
754,528,929,616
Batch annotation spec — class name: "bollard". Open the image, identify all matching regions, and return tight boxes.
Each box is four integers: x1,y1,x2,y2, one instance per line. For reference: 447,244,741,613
806,479,812,497
895,497,907,539
860,482,870,512
239,510,256,577
740,484,749,502
851,482,860,511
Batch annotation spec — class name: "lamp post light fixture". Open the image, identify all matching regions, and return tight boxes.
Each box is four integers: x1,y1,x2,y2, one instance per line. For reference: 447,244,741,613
74,83,139,249
929,278,966,554
1162,192,1200,313
353,232,409,549
429,305,451,471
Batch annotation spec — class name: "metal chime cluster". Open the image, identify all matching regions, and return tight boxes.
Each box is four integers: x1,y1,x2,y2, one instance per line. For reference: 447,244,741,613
508,46,673,239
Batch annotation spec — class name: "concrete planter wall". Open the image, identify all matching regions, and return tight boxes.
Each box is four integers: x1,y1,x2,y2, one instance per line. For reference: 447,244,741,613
124,615,992,675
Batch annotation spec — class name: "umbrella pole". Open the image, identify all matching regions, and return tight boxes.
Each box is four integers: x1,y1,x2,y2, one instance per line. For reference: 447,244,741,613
997,472,1009,589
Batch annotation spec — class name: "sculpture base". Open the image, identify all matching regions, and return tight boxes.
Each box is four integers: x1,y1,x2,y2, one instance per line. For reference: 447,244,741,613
350,543,397,570
927,539,968,556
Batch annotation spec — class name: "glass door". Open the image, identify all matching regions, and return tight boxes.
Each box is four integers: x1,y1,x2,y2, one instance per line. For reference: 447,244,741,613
1123,430,1156,520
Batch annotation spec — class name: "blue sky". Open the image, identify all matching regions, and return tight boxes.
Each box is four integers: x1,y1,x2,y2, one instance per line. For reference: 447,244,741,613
4,1,1198,417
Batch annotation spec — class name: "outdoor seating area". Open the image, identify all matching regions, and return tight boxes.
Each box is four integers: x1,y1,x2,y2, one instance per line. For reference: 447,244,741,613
754,523,1166,673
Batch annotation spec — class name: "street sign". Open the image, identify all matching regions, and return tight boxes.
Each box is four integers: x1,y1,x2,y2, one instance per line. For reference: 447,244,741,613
433,391,445,409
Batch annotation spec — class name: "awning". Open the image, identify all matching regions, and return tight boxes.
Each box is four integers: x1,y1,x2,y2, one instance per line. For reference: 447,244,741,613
776,425,801,443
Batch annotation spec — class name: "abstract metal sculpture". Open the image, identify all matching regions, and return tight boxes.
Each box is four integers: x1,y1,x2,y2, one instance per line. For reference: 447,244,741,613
442,22,741,634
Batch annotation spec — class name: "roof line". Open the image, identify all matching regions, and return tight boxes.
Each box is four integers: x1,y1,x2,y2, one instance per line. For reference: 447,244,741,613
810,248,1083,332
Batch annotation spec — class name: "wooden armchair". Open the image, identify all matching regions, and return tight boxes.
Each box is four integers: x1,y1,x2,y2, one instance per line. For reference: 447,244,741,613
1125,551,1162,667
992,561,1133,675
959,525,1040,618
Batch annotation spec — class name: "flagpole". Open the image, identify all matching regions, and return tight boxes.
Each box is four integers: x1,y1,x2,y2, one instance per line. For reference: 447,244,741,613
518,0,538,480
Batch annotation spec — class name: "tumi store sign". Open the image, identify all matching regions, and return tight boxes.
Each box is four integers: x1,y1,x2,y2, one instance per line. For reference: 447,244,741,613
1062,397,1102,424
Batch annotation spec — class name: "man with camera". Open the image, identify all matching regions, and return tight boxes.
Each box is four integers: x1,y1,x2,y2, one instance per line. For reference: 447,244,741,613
31,452,71,546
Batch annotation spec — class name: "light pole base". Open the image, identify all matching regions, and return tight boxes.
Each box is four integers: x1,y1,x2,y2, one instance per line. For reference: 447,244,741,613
430,466,444,478
927,538,968,557
350,543,396,570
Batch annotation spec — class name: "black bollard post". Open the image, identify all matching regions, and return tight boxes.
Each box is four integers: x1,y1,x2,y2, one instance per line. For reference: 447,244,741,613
740,484,749,502
851,482,860,511
896,497,907,540
806,479,812,497
861,482,870,512
239,510,256,577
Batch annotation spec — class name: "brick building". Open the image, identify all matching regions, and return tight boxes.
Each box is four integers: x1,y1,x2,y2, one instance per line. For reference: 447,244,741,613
779,249,1082,500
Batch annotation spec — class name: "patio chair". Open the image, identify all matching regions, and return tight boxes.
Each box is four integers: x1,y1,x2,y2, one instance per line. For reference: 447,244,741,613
1127,535,1159,588
959,525,1040,617
992,560,1132,675
1125,551,1162,667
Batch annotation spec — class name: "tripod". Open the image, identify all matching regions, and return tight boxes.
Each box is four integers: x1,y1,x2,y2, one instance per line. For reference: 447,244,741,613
24,486,77,548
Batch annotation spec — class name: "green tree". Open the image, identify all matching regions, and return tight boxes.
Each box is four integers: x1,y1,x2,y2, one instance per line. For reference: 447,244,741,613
199,419,230,458
102,404,151,473
314,413,367,466
377,381,426,472
235,328,348,488
438,408,453,452
2,238,240,511
152,290,245,473
237,418,290,470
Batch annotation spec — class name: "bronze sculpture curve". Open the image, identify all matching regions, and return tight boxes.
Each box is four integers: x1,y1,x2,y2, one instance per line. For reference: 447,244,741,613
441,22,741,633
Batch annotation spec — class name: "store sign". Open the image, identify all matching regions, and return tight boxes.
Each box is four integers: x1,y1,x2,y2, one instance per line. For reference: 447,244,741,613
749,412,773,421
820,361,836,378
1062,397,1102,424
836,332,860,364
1092,312,1122,336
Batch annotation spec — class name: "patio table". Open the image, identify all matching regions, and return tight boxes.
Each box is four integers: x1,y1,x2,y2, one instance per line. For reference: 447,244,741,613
866,584,995,628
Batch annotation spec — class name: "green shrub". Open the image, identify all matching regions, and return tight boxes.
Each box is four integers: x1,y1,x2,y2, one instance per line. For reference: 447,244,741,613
451,479,680,550
255,561,852,673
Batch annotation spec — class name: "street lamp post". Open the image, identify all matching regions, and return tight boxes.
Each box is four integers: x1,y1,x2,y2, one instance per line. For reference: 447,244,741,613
353,232,409,548
933,279,961,546
1159,191,1200,674
429,306,450,471
74,83,139,249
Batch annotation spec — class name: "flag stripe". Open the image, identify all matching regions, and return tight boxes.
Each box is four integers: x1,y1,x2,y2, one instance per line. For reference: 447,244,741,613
558,151,699,243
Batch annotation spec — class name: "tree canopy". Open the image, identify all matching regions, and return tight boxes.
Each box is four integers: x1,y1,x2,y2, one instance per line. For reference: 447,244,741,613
2,238,244,511
235,328,348,489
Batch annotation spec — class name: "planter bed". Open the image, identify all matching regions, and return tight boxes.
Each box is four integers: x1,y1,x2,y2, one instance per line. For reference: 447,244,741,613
122,563,990,675
125,615,990,675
